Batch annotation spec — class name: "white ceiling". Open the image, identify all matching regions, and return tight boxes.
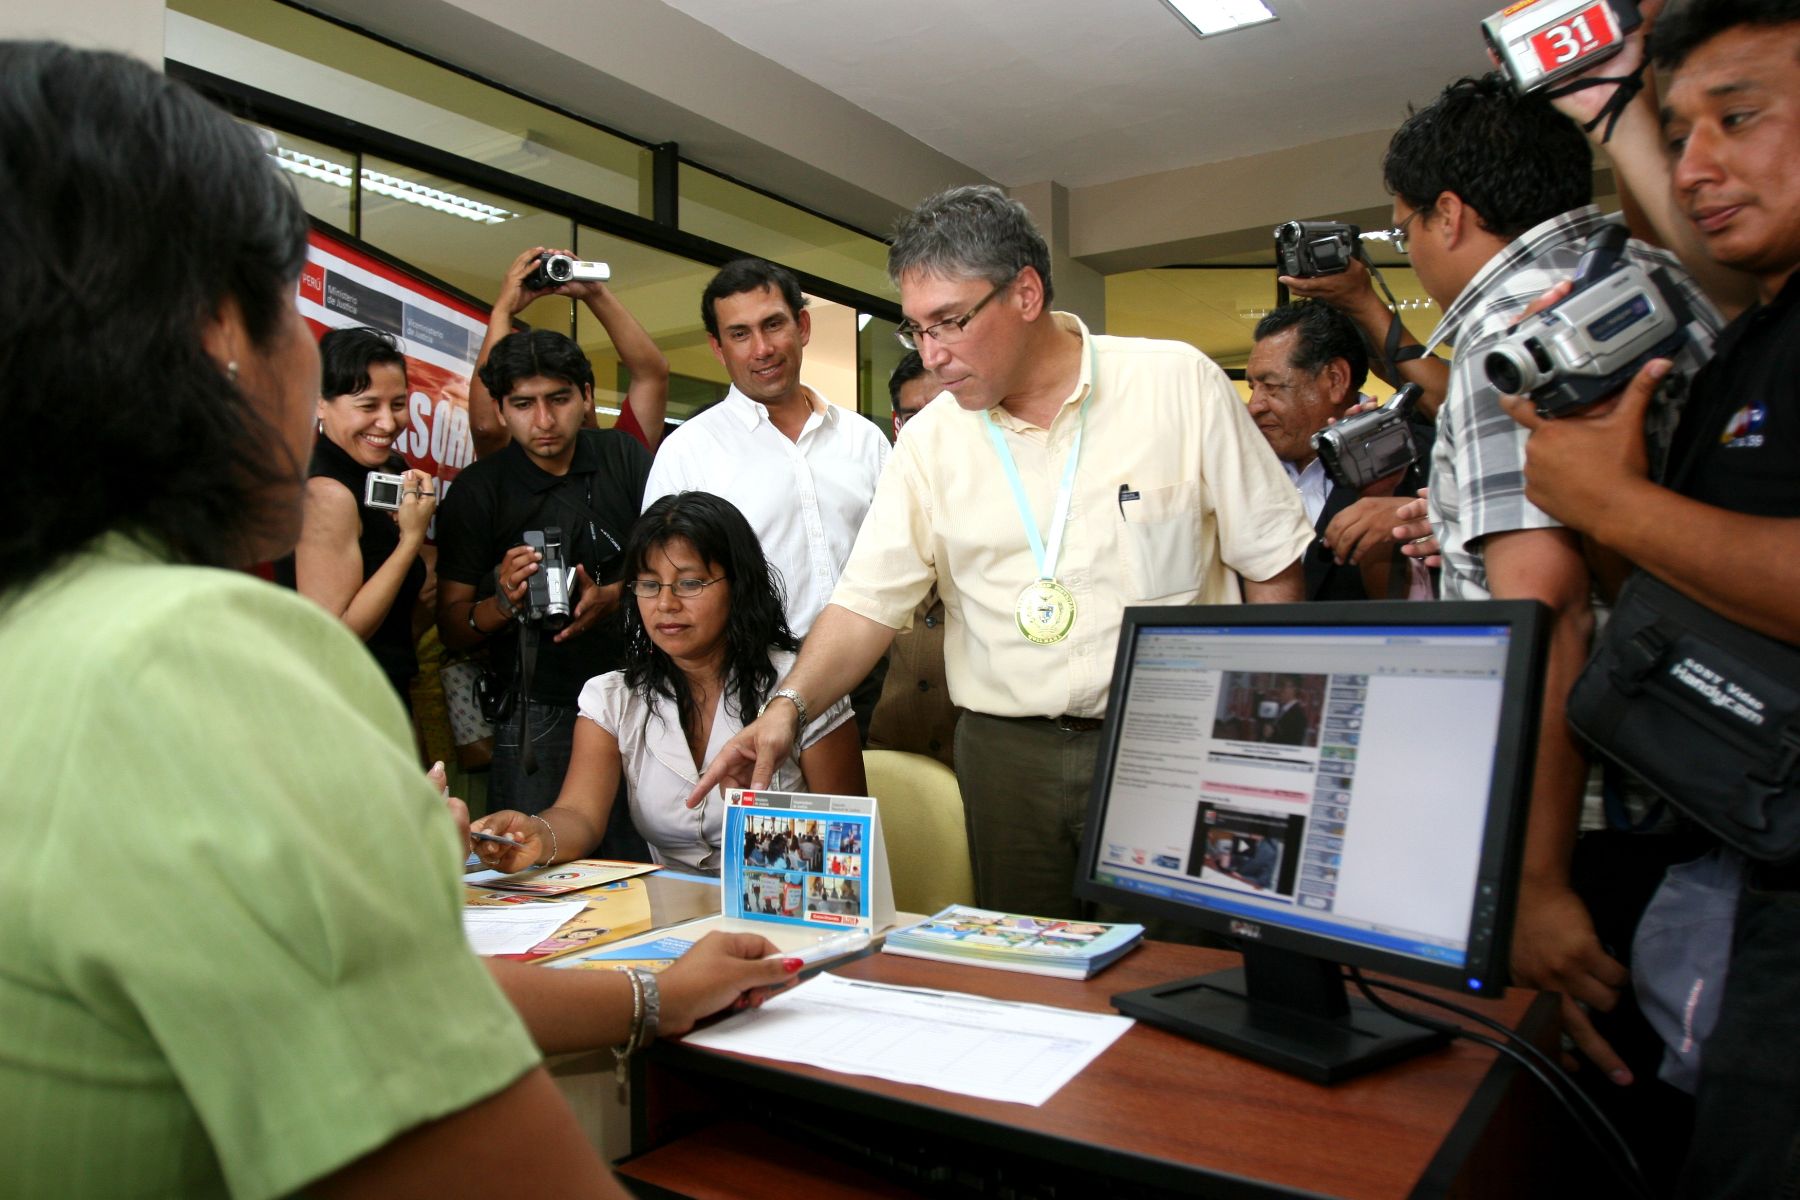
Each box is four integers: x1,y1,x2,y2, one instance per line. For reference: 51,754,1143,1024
656,0,1505,189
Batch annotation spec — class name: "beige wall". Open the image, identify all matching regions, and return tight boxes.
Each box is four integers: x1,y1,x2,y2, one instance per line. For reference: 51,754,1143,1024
0,0,162,62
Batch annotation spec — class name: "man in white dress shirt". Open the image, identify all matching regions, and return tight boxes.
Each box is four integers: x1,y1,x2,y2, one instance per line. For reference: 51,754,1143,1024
643,258,891,737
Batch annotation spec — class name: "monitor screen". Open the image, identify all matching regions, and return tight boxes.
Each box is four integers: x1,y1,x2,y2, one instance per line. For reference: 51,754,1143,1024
1076,600,1545,1081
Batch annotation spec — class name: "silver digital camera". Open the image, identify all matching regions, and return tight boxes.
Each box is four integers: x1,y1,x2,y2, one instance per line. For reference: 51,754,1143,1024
1483,227,1690,418
363,471,405,511
1482,0,1641,94
523,252,610,291
1275,221,1361,278
522,527,574,630
1313,384,1422,493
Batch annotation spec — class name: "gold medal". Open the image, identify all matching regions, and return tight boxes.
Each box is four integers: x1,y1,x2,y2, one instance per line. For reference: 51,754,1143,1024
1016,579,1076,644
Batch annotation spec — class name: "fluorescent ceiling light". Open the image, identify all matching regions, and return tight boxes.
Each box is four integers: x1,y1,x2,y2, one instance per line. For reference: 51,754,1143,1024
270,147,517,225
1161,0,1277,38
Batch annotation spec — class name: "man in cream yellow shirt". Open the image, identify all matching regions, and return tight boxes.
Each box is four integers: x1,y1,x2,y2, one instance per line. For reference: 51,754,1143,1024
695,185,1310,918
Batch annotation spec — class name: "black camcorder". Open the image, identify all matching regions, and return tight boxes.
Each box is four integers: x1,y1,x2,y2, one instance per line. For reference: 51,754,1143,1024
1275,220,1361,278
1482,225,1691,418
1312,384,1422,493
522,527,575,631
523,252,611,291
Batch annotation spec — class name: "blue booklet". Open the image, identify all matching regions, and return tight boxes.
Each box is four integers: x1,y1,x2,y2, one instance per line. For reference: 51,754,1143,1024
546,934,696,973
882,905,1145,979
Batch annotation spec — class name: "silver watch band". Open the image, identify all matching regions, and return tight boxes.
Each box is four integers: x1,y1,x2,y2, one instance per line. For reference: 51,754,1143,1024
760,687,808,732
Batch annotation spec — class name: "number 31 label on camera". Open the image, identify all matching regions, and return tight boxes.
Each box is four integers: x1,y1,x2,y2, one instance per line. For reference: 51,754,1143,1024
1528,1,1618,71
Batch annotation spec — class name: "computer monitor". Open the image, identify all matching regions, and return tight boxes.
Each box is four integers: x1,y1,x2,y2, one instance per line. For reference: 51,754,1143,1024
1075,600,1546,1083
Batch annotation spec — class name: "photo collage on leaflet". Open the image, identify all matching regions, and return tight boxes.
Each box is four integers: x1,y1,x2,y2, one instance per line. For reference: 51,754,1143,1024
724,792,873,930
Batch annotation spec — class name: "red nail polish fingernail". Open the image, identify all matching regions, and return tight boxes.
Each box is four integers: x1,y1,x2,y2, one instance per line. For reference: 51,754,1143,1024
781,957,804,973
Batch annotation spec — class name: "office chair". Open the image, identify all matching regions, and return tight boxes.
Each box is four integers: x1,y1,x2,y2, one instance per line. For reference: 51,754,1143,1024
862,749,974,914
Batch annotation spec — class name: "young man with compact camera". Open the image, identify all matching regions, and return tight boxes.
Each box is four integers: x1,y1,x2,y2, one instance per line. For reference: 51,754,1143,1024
1502,3,1800,1193
1379,74,1721,1108
435,329,651,832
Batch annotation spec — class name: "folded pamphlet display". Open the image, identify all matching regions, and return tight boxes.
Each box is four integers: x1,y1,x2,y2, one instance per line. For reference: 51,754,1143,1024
721,788,894,936
882,905,1144,979
547,789,896,970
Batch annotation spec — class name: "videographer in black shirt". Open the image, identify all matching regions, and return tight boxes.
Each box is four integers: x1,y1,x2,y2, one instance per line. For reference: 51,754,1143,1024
436,329,651,845
1504,3,1800,1194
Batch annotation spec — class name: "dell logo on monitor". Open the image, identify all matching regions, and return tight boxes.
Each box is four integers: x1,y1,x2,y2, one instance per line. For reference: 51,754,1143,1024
1230,919,1263,940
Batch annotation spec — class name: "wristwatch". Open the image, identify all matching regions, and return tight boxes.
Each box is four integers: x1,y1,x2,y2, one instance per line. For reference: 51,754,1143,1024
758,687,808,731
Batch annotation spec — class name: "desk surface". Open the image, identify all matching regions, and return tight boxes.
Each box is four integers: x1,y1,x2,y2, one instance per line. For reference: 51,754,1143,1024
637,873,722,931
631,940,1557,1199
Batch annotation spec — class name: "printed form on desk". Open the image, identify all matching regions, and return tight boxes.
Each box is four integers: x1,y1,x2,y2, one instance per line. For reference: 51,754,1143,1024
680,972,1133,1106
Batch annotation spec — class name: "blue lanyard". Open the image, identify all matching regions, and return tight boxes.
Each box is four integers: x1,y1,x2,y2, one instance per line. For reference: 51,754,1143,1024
982,343,1096,582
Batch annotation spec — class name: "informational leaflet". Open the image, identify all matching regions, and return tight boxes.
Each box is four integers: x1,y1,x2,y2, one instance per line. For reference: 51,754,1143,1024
722,790,894,934
682,973,1134,1106
462,900,588,956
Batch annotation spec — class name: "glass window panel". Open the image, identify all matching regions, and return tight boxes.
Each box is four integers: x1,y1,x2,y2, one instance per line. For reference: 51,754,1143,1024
572,227,725,430
249,121,354,231
169,0,645,214
859,315,907,435
678,165,890,298
358,156,572,336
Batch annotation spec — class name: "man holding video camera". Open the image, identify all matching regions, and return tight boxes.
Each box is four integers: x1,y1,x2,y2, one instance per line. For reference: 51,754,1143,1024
435,328,651,831
1501,3,1800,1193
1246,302,1427,601
1380,74,1721,1095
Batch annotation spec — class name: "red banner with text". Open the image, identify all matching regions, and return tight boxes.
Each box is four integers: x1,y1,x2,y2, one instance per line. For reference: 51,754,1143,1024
296,226,486,497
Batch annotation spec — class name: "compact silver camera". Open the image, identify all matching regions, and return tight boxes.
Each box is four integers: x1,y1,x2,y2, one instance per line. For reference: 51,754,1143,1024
1313,384,1422,493
1483,226,1690,418
1275,221,1361,278
522,527,575,630
363,471,405,511
523,252,610,291
1482,0,1641,93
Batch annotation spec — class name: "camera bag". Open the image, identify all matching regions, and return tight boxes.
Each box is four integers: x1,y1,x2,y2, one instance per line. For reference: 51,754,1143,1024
1568,570,1800,862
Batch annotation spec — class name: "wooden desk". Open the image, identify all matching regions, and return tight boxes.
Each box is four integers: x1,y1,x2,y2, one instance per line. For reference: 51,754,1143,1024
535,871,721,1162
622,942,1559,1199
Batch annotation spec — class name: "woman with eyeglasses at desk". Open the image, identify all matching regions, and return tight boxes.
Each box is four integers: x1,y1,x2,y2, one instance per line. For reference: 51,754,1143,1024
473,491,866,875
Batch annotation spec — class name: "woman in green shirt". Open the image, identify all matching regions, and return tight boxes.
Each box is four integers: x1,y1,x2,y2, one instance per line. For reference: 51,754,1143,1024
0,41,792,1199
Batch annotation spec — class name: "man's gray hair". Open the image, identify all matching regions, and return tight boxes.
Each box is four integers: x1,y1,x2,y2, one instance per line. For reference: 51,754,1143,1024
888,184,1055,307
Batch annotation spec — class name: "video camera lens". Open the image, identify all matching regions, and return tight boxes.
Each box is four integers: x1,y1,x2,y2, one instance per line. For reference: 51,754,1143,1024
1483,343,1550,396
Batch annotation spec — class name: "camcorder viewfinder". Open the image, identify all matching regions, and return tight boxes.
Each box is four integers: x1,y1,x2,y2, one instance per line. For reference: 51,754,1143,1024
522,527,575,631
523,252,611,291
363,471,405,511
1275,220,1362,278
1482,0,1641,93
1313,384,1423,493
1482,224,1692,418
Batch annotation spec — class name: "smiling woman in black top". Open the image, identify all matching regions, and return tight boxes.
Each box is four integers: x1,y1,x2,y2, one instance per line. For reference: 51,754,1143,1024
292,326,435,702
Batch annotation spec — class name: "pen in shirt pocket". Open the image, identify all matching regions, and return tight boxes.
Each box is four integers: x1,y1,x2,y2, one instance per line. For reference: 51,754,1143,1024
1118,484,1139,518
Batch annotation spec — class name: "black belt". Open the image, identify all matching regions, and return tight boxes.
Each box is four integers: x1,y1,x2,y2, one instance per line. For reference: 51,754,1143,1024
990,713,1104,733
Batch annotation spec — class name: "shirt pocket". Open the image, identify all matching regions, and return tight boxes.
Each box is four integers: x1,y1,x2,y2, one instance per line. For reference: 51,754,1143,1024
1118,480,1203,600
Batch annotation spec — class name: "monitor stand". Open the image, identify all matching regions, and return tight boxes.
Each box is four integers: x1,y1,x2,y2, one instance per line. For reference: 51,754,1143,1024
1111,943,1446,1084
